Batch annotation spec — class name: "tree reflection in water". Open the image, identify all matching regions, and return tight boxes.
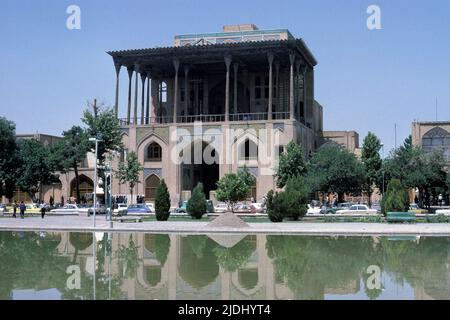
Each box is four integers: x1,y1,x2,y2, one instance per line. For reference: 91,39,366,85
2,231,450,300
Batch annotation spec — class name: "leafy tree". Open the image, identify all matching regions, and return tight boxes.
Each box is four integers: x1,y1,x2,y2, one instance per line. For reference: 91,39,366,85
155,179,171,221
16,139,55,200
268,176,309,222
216,169,255,212
306,143,366,202
275,141,307,188
115,151,143,204
0,117,19,199
187,183,207,219
382,136,447,207
381,179,409,214
361,132,382,207
50,126,89,202
82,101,124,186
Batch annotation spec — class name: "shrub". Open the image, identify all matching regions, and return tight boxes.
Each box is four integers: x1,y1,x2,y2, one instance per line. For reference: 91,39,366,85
216,169,255,212
267,191,284,222
426,214,450,223
381,179,409,215
187,183,207,219
283,176,308,221
155,179,170,221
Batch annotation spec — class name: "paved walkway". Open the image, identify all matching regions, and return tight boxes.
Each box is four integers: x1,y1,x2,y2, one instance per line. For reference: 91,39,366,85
2,215,450,236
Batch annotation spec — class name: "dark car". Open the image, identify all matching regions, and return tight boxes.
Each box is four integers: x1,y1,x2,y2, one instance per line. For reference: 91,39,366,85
87,205,106,216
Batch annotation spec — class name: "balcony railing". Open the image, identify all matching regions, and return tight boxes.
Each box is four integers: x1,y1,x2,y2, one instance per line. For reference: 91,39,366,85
119,112,290,126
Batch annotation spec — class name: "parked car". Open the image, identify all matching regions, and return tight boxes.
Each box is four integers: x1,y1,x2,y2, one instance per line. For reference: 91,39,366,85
145,202,155,213
371,203,382,214
408,203,428,214
127,204,152,215
113,204,128,216
51,204,89,214
307,204,322,214
206,200,215,213
435,208,450,215
320,205,335,214
214,202,228,213
175,201,188,213
0,204,8,214
87,205,106,216
250,202,265,214
336,205,378,215
234,203,253,213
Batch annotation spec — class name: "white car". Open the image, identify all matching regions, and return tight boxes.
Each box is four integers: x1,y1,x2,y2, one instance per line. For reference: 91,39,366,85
435,209,450,215
113,204,128,216
214,202,228,213
307,204,321,215
50,204,89,215
145,202,155,213
336,205,378,215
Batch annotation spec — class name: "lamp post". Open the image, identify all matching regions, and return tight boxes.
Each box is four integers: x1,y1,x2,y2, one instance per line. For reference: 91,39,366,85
89,137,103,228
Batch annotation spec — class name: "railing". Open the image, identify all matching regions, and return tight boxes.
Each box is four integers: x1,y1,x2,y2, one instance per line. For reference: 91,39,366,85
118,112,290,126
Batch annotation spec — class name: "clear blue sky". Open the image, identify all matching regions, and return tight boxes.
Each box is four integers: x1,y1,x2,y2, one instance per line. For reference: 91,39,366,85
1,0,449,154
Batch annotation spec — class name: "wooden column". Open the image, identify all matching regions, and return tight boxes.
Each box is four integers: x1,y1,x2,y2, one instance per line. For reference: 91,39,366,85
289,53,295,120
233,63,239,115
126,67,133,124
173,60,180,123
267,53,274,120
275,61,280,113
146,72,151,124
133,64,140,125
140,73,146,125
224,55,232,122
114,62,121,118
184,66,189,120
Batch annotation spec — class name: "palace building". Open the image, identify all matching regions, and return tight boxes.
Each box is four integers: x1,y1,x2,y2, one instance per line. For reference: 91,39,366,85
107,24,324,206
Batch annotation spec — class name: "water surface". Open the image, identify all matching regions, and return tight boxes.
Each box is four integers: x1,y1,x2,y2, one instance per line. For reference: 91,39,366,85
0,231,449,300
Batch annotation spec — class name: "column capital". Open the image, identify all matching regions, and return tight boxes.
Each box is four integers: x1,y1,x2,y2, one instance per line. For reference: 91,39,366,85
173,59,180,71
267,52,274,65
224,55,232,69
127,66,134,77
114,62,121,75
289,52,296,65
147,71,152,78
140,73,147,82
134,63,141,73
233,62,239,73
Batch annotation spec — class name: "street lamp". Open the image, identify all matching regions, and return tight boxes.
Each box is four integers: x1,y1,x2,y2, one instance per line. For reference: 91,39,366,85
89,137,103,228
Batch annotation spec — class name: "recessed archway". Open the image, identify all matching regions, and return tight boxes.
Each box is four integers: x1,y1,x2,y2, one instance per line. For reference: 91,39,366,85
70,175,93,203
181,140,219,199
145,175,160,202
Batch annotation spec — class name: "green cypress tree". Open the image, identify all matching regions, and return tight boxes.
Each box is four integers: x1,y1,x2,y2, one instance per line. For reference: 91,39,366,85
381,179,409,214
187,183,207,219
155,179,170,221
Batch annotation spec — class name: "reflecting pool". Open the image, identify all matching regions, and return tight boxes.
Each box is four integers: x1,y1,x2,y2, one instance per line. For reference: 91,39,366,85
1,231,450,300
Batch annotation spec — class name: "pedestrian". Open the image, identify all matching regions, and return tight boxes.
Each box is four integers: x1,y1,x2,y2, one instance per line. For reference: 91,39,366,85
13,201,17,218
40,202,46,219
19,201,26,219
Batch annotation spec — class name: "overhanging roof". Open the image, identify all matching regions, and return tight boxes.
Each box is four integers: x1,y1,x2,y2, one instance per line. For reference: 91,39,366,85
107,39,318,73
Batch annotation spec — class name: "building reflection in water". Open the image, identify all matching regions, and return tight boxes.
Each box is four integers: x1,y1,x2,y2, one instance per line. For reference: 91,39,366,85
2,232,450,300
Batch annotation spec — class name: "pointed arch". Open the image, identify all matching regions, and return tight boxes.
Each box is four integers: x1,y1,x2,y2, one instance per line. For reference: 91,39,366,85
146,142,162,161
145,174,160,202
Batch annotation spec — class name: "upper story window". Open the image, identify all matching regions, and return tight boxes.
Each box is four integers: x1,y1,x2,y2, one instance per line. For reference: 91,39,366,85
160,82,167,103
146,142,162,161
254,76,269,100
240,139,258,160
